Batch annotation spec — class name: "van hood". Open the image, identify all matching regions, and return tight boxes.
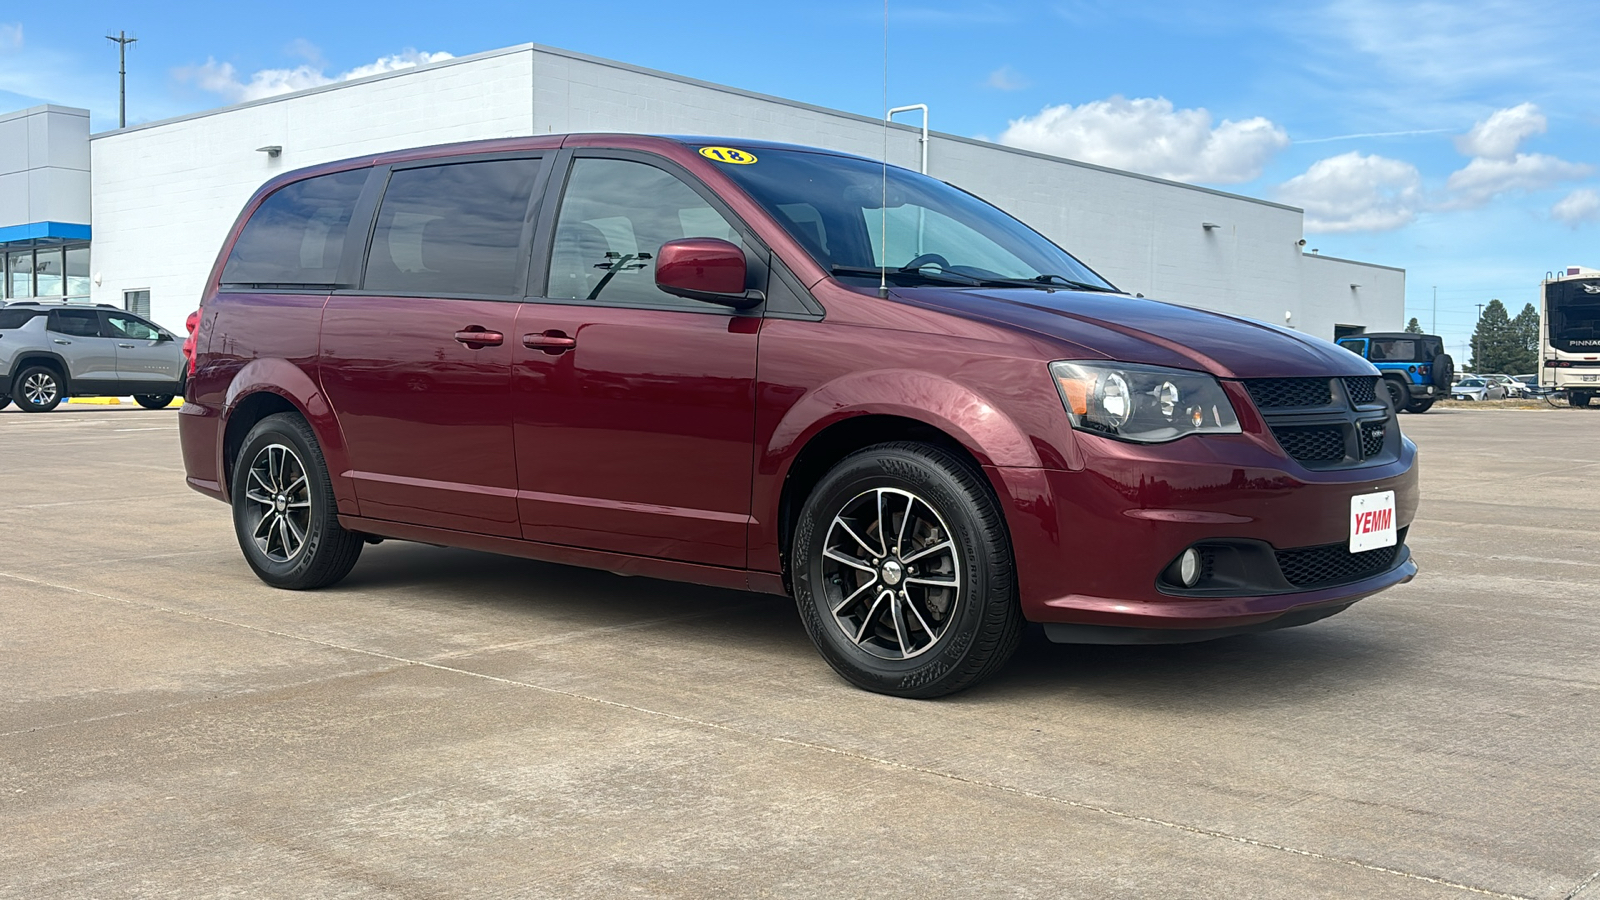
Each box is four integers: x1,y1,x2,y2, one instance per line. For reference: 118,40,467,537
896,287,1378,380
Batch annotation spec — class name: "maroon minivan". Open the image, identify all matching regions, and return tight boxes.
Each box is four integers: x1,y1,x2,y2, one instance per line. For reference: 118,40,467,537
180,134,1418,697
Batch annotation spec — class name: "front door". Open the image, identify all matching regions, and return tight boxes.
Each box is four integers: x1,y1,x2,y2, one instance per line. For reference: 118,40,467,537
513,154,761,568
102,312,183,393
318,156,545,537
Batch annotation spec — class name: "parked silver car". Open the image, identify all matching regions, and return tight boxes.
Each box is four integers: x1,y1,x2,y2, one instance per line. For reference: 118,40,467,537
1,303,185,412
1451,376,1508,401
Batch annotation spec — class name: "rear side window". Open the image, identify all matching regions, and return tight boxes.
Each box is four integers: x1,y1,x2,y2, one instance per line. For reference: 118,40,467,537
362,159,543,297
1369,339,1417,362
1337,340,1365,356
48,309,101,337
0,309,42,329
220,169,369,288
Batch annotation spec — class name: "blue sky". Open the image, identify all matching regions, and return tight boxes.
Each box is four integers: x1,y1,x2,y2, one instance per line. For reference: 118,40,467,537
4,0,1599,359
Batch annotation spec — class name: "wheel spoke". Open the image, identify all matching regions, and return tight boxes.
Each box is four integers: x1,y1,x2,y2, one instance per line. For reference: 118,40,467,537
906,575,958,588
248,469,273,493
245,489,275,506
873,490,890,557
253,511,275,541
902,540,952,565
831,576,879,615
835,519,880,558
895,494,915,556
276,516,294,557
282,513,305,553
855,591,890,643
890,593,913,657
823,547,876,573
901,593,938,641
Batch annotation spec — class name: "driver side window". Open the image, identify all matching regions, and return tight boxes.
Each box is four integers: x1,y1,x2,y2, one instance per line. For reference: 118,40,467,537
546,158,745,309
104,314,161,341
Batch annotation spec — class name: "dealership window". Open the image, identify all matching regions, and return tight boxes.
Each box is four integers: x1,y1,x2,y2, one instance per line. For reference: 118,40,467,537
363,158,542,297
221,168,369,287
65,247,91,300
6,250,34,299
125,289,151,318
2,245,92,300
34,248,63,298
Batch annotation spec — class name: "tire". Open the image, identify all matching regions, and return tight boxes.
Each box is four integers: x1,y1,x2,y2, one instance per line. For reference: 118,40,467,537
1573,392,1593,408
1404,399,1434,413
13,365,64,413
1430,353,1455,389
791,442,1023,698
134,394,175,410
1383,378,1410,411
231,412,363,590
0,395,9,411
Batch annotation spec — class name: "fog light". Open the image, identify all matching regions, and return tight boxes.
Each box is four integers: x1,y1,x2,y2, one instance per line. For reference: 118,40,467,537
1178,548,1202,587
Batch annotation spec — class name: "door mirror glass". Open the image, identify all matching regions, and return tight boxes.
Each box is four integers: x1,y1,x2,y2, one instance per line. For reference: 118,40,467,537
655,238,752,306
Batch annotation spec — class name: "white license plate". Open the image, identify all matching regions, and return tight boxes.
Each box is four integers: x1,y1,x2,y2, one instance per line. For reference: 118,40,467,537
1582,374,1598,382
1350,491,1397,553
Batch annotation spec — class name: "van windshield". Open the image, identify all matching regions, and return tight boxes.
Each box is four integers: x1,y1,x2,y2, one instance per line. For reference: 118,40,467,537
710,147,1115,292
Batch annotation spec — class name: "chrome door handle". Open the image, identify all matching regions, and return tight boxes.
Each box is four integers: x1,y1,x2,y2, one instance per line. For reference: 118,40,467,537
523,331,577,354
454,329,504,347
117,343,136,349
53,339,71,345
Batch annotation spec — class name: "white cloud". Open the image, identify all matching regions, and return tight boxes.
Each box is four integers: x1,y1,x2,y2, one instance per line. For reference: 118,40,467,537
1277,152,1423,233
985,65,1029,91
1454,102,1545,159
1446,153,1592,207
997,95,1289,184
1551,188,1600,226
177,49,453,104
0,22,21,50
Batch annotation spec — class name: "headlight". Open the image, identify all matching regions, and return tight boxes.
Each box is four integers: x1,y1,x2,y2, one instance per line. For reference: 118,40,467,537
1050,361,1241,443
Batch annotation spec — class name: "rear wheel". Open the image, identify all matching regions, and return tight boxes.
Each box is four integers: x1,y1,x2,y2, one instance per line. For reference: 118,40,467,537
1404,399,1435,413
134,394,175,410
1383,378,1410,411
791,442,1022,698
231,413,363,589
1572,392,1594,408
0,395,9,411
14,365,64,413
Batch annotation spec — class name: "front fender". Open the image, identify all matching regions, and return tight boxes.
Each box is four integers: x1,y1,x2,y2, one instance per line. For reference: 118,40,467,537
220,358,355,511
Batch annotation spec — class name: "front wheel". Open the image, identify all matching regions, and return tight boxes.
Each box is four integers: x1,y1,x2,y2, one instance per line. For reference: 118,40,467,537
231,413,363,589
14,366,63,412
0,395,9,411
1404,399,1435,413
791,442,1023,698
134,394,175,410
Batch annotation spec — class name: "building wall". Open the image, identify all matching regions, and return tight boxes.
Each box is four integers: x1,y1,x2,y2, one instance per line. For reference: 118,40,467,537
0,105,91,229
88,43,1404,339
89,49,535,322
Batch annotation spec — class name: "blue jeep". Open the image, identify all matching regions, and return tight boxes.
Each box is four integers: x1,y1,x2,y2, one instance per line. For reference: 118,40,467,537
1337,332,1455,413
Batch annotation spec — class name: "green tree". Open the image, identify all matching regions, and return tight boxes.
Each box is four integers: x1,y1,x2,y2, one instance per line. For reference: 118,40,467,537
1511,302,1540,373
1470,299,1536,374
1405,317,1423,334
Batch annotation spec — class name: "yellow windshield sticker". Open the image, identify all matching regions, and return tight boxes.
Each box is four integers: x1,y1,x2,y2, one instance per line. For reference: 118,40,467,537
699,146,758,165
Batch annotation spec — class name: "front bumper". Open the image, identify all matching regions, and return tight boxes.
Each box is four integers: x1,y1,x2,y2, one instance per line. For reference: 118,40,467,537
988,428,1419,636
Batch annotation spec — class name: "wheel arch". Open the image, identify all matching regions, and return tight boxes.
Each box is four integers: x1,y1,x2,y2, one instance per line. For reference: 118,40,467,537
218,358,352,509
8,352,71,393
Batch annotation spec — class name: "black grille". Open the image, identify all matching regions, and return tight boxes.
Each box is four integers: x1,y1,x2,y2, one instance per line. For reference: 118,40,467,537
1273,425,1345,461
1245,378,1331,409
1276,529,1406,588
1344,376,1378,404
1360,421,1387,457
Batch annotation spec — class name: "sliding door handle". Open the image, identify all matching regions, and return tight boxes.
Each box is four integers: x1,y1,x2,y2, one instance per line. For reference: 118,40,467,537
454,329,504,348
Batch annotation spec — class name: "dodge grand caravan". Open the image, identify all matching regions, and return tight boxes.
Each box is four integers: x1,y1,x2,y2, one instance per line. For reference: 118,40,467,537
180,134,1418,697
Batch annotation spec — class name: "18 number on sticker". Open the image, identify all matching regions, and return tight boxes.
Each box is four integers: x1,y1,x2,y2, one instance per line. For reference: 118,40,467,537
699,146,758,165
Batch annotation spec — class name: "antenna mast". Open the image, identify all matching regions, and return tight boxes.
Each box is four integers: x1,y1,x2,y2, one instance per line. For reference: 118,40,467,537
107,30,137,129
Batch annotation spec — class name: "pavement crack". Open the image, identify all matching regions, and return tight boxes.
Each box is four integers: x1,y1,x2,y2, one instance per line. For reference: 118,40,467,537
0,568,1536,900
1564,869,1600,900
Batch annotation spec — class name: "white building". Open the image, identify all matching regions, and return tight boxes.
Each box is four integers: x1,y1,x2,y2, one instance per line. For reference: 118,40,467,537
35,43,1403,337
1,105,93,305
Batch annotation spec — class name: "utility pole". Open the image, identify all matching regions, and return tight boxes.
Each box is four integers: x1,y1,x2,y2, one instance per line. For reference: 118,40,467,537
1475,302,1485,370
106,31,137,129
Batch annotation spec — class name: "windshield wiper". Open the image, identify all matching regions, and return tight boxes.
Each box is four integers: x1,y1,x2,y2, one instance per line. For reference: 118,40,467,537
983,274,1118,293
829,265,984,287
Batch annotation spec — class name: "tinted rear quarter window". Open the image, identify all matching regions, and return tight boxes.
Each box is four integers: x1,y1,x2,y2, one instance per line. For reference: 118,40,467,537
362,159,543,297
48,309,101,337
1369,339,1417,362
221,169,369,287
0,309,42,329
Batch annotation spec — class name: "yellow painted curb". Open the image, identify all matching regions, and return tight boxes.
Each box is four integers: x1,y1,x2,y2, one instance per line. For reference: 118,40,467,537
68,397,122,405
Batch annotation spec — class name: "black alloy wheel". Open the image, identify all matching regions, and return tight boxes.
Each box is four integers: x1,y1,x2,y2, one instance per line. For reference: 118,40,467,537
791,441,1022,698
231,412,364,589
14,366,64,413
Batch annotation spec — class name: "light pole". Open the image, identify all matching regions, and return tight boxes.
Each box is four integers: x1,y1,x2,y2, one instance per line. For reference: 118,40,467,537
106,31,137,129
1474,302,1485,371
1432,285,1437,334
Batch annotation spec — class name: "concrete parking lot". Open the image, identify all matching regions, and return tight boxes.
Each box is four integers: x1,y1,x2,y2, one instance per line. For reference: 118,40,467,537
3,403,1597,899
